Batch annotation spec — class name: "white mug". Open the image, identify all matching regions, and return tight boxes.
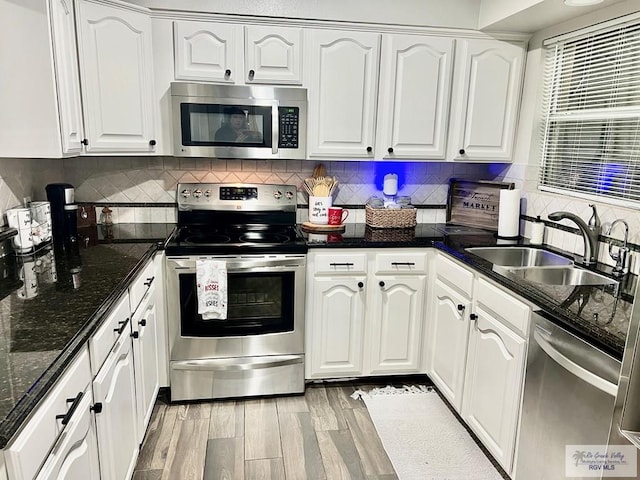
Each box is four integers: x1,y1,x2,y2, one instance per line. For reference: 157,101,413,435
308,196,332,225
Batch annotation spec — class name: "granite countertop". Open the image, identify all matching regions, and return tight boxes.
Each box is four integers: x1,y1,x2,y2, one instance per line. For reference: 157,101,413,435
0,223,174,449
304,222,635,360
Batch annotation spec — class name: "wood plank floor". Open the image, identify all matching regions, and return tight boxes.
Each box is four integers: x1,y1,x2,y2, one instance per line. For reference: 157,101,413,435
133,379,508,480
133,383,398,480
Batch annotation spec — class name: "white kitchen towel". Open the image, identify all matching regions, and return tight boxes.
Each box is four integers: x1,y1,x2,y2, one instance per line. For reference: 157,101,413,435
196,259,228,320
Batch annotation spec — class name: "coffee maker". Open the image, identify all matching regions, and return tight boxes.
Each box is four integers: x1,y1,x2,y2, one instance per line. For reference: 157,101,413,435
45,183,78,248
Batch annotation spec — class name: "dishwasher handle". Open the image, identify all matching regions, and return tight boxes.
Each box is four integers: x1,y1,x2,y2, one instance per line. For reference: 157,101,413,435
534,326,618,396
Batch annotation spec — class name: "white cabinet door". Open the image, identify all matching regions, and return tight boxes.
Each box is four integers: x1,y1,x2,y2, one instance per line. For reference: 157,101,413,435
245,26,302,85
35,386,100,480
132,299,159,444
461,308,526,474
307,29,381,158
368,275,425,373
427,279,471,413
50,0,84,155
76,0,156,153
174,21,240,83
376,34,454,160
308,276,367,378
449,38,525,161
92,326,138,480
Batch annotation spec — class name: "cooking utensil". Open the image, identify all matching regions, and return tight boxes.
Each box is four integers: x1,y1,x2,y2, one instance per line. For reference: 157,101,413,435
312,164,326,179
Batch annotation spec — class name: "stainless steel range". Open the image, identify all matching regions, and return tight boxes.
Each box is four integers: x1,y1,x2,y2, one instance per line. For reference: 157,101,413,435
165,183,307,401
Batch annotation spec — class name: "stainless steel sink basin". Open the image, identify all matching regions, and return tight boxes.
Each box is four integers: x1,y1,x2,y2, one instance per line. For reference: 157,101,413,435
506,266,618,286
465,247,573,267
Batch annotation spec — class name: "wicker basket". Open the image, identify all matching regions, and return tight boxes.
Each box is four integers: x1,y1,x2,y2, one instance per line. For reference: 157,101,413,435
365,204,417,229
364,225,415,242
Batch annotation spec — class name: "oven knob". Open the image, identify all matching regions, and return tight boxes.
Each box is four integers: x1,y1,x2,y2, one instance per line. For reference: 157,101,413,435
285,191,294,199
193,189,203,198
181,189,191,198
204,189,212,198
273,190,282,199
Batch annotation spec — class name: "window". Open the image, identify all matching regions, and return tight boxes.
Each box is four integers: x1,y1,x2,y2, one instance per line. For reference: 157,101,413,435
539,15,640,206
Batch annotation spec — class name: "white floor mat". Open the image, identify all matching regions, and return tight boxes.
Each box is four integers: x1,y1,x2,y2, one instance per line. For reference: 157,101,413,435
354,386,503,480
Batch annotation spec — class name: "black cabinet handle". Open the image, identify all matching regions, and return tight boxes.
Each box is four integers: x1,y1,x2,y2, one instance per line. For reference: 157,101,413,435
56,392,83,426
144,277,155,287
379,281,385,287
139,319,147,327
149,139,156,146
391,262,415,266
225,69,231,78
366,146,372,153
90,402,103,414
81,139,88,146
357,282,364,288
457,304,465,311
131,331,139,339
113,318,129,335
330,263,354,267
388,147,394,154
470,313,478,321
459,148,466,155
248,69,255,79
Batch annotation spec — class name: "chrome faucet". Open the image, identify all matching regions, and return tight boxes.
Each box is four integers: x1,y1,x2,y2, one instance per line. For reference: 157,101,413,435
548,204,601,266
606,219,630,276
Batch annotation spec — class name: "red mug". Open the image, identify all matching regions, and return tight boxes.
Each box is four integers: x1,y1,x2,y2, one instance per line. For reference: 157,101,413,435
328,207,349,225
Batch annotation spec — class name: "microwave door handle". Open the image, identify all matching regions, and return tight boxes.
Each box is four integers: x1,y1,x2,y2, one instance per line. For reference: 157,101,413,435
272,101,279,155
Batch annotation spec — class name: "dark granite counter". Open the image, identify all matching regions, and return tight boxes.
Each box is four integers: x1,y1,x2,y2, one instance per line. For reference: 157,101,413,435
304,223,635,360
0,223,174,448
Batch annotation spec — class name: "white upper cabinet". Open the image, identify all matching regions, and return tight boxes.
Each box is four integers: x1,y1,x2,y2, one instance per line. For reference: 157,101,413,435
448,38,526,162
50,0,84,155
376,34,455,160
306,29,381,158
76,0,157,153
174,22,303,85
174,21,240,83
245,26,303,84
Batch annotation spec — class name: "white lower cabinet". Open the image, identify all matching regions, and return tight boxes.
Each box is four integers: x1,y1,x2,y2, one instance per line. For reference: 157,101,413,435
368,275,425,373
427,278,471,412
426,252,529,476
306,249,427,379
461,307,526,475
35,386,100,480
92,324,139,480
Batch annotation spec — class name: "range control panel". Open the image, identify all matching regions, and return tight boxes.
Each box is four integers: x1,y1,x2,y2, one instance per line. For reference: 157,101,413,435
177,183,297,211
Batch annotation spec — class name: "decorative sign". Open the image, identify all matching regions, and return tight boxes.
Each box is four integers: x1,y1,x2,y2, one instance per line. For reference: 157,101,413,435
446,179,514,231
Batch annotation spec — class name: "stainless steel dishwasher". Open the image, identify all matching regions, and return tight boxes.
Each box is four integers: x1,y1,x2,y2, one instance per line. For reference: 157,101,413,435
515,311,622,480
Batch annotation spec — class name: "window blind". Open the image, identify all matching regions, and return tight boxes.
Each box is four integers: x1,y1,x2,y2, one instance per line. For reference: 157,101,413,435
539,17,640,206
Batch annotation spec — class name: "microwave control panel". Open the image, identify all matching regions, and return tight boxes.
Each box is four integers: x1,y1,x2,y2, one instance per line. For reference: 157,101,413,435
278,107,299,149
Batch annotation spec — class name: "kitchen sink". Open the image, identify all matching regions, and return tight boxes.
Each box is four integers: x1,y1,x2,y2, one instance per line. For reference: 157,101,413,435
505,266,618,286
465,247,573,267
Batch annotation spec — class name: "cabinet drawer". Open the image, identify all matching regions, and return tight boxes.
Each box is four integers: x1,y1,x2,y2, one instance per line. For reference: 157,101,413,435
313,253,367,275
6,347,92,480
89,293,131,377
436,254,474,298
129,259,155,314
476,278,529,336
375,252,427,274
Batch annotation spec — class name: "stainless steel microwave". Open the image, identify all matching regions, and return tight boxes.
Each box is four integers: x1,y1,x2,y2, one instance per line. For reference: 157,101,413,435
171,83,307,159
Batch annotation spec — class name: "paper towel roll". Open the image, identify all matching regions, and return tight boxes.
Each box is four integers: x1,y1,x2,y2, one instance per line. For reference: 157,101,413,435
383,173,398,196
497,189,521,238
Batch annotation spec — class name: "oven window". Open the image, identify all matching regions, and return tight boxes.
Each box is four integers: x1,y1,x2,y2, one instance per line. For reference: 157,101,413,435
180,103,273,148
179,271,295,337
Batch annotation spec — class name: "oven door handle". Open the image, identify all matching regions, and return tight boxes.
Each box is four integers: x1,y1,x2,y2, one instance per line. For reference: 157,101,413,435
172,355,303,372
168,258,304,270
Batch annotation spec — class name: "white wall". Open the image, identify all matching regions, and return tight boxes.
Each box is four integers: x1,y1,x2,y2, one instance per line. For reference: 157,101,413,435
129,0,481,29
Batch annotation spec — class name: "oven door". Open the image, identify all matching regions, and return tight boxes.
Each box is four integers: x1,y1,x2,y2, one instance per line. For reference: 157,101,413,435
166,255,305,361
